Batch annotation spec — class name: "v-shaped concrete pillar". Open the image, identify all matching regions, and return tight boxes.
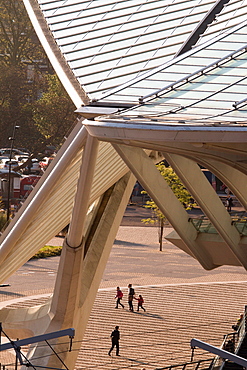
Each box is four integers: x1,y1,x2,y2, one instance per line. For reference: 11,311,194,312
113,143,215,270
26,171,136,370
165,153,247,268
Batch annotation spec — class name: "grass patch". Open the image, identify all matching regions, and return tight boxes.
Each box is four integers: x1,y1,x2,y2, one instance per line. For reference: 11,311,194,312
31,245,62,259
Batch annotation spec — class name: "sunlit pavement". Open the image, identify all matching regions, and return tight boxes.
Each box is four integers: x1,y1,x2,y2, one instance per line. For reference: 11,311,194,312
1,211,247,369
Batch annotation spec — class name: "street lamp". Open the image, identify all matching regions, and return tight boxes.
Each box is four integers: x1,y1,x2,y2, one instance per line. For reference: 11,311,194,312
6,125,20,222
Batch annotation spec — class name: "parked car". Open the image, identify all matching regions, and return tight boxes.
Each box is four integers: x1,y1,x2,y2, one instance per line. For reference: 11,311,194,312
14,155,29,162
0,158,9,169
30,159,42,174
1,159,19,171
21,158,41,175
0,148,28,157
39,156,54,171
17,148,31,155
0,156,10,166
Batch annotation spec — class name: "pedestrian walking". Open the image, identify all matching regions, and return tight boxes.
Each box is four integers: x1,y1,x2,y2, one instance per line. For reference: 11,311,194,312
128,283,135,312
135,294,146,312
115,287,124,309
226,195,233,212
108,326,120,356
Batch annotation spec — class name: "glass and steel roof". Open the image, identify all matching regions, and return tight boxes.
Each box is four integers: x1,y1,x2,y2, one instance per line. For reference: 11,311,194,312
198,0,247,44
94,0,247,105
35,0,217,100
88,18,246,126
24,0,247,124
119,20,247,124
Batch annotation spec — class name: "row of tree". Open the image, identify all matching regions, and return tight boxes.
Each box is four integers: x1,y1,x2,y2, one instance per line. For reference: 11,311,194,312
0,0,77,155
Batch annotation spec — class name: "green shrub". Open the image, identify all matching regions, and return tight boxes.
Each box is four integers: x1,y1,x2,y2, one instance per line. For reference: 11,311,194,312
0,211,7,231
31,245,62,259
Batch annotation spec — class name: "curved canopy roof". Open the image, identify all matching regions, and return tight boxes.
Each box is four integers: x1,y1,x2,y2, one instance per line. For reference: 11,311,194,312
24,0,247,116
25,0,221,104
105,20,247,124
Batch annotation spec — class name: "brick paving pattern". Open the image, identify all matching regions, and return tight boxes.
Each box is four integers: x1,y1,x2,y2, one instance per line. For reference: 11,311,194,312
74,282,247,370
1,222,247,369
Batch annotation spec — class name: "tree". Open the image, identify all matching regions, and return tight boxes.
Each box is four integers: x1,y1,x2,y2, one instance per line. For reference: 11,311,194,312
0,1,76,154
32,74,78,149
0,64,44,148
0,0,47,67
142,163,195,251
0,0,52,150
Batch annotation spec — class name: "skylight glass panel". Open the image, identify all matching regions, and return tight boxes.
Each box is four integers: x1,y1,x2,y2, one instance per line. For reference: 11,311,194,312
31,0,218,100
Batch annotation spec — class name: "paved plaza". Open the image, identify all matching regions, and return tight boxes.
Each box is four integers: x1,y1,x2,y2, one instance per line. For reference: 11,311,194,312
1,204,247,369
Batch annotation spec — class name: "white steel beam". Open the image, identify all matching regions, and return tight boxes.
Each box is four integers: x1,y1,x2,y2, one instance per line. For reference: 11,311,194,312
0,123,87,264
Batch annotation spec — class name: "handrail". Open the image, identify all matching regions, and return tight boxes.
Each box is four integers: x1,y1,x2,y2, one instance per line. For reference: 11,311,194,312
0,324,75,370
191,338,247,368
211,305,247,370
155,358,214,370
188,212,247,235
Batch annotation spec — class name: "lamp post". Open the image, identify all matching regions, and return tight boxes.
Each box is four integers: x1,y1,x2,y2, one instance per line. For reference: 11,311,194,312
6,125,20,222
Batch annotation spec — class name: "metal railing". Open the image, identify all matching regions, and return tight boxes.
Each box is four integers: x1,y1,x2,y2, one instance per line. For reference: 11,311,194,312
189,212,247,236
210,306,247,370
0,324,74,370
156,358,214,370
189,216,218,234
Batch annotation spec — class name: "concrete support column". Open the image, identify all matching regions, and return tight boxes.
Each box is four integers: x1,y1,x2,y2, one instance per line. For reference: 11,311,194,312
165,153,247,268
200,158,247,210
113,143,215,270
67,134,99,249
27,172,136,370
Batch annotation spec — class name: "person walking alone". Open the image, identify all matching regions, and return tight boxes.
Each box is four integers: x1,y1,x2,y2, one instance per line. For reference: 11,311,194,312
108,326,120,356
115,287,124,309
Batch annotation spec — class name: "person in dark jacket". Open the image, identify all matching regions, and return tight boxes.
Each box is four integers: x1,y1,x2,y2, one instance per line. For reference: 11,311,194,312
108,326,120,356
226,195,233,212
128,283,135,312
